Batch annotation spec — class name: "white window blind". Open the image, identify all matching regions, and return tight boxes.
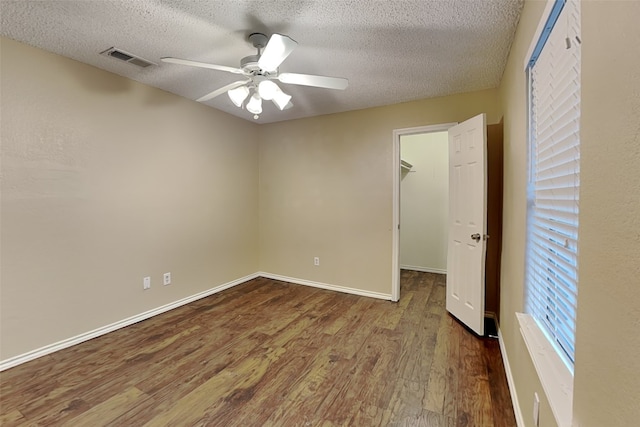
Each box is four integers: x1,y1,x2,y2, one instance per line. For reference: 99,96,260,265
525,0,580,367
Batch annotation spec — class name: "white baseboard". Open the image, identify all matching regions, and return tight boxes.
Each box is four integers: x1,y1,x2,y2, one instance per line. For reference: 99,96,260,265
498,325,525,427
400,265,447,275
259,272,392,301
1,272,391,371
0,272,260,372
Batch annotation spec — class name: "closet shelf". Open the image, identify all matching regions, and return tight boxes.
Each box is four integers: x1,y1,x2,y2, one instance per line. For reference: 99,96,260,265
401,160,413,171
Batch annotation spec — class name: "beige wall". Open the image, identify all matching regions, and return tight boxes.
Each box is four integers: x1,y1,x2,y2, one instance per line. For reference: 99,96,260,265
499,1,640,426
400,132,449,273
0,38,260,360
258,91,501,295
573,1,640,426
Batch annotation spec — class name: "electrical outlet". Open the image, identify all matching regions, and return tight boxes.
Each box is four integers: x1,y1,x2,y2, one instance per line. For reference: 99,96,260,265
533,392,540,426
314,257,320,266
163,272,171,286
143,276,151,290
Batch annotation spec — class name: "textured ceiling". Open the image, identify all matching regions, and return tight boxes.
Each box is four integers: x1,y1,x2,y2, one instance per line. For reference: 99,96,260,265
0,0,523,124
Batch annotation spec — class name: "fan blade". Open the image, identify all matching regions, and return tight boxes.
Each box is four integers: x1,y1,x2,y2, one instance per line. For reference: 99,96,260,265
161,57,244,74
278,73,348,90
258,34,297,72
196,80,251,103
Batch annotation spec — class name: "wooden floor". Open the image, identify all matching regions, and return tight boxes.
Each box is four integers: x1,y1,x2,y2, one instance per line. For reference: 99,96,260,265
0,271,516,426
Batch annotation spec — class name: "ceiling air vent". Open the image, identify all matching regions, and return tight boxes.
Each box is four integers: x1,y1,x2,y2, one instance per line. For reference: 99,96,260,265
100,47,157,68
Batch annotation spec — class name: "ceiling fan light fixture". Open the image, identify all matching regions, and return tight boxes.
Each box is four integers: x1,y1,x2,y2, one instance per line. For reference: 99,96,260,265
246,93,263,115
228,85,250,107
258,80,279,100
163,31,345,120
272,89,292,110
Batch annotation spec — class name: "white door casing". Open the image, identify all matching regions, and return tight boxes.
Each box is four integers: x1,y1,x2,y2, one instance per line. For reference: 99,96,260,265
392,123,457,302
446,113,487,336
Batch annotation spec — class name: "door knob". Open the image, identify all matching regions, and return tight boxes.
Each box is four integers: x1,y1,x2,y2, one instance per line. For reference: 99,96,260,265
471,233,481,242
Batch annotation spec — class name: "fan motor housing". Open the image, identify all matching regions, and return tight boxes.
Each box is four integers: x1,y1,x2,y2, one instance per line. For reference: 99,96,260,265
240,55,261,73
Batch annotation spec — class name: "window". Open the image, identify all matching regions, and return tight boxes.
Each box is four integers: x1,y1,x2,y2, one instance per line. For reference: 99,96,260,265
525,0,581,370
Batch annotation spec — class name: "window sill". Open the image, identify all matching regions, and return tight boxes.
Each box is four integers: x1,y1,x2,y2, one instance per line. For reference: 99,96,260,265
516,313,573,427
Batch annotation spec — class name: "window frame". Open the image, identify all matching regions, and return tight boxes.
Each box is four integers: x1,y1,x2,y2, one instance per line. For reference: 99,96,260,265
518,0,580,426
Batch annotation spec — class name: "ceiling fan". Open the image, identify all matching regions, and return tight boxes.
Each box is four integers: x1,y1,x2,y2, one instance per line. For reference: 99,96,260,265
161,32,348,119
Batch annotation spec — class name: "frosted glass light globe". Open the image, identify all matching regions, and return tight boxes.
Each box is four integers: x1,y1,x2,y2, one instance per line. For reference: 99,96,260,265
258,80,279,100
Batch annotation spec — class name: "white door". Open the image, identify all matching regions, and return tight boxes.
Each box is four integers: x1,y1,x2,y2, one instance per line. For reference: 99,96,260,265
446,113,487,336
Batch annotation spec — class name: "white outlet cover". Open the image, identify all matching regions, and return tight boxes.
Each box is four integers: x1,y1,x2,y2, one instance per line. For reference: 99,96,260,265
533,392,540,426
163,272,171,285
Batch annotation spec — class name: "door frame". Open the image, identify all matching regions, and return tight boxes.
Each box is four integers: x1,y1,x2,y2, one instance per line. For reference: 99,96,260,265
392,123,457,302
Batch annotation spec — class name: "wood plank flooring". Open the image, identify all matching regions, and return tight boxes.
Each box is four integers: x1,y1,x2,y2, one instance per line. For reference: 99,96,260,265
0,270,516,426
